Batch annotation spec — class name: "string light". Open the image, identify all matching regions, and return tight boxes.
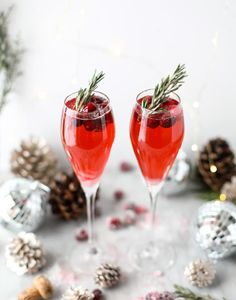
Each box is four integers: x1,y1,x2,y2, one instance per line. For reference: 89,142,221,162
219,193,226,201
210,164,217,173
193,101,200,109
191,144,198,152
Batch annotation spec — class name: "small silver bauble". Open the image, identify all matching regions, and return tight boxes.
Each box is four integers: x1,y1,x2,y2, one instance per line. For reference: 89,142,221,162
195,200,236,260
0,178,50,232
162,150,191,196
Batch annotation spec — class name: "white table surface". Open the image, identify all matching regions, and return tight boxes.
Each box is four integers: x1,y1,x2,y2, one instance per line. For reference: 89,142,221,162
0,168,234,300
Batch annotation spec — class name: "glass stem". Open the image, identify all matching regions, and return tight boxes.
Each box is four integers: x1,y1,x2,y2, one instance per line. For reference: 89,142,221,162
83,184,99,252
147,182,163,229
149,190,158,228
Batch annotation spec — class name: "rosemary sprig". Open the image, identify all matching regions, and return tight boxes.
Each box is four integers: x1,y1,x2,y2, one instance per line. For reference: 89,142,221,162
75,70,105,111
174,285,227,300
142,64,187,112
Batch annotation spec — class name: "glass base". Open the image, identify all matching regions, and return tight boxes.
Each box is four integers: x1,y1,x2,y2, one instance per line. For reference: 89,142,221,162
68,240,124,276
129,235,175,274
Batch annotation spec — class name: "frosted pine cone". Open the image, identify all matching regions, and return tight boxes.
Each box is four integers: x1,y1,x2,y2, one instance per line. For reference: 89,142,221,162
184,260,216,288
62,287,94,300
145,291,174,300
95,263,121,288
221,176,236,203
11,136,57,185
5,232,46,276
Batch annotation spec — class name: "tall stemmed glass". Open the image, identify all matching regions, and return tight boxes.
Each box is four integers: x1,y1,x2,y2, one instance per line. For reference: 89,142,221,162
61,88,115,258
129,65,186,272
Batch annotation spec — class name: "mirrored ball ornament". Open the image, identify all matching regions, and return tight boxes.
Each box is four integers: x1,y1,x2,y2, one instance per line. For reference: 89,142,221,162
195,201,236,260
0,178,50,232
162,150,191,196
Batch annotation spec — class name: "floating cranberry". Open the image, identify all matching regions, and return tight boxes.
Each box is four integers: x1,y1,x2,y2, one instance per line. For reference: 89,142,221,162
82,102,97,113
83,120,94,131
75,229,88,241
160,115,177,128
147,115,160,128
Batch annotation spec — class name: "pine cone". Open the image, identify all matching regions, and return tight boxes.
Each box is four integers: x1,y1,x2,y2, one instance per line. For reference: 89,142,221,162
95,263,121,288
145,291,175,300
198,138,235,191
221,176,236,204
49,171,99,220
5,232,46,276
62,287,94,300
11,137,57,185
184,260,216,288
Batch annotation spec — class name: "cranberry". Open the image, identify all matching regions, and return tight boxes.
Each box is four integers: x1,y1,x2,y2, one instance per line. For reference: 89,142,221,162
75,229,88,241
82,102,97,113
138,95,152,107
161,98,178,110
114,190,125,201
160,115,177,128
93,289,103,300
120,161,134,172
107,217,123,230
83,120,94,131
147,114,160,128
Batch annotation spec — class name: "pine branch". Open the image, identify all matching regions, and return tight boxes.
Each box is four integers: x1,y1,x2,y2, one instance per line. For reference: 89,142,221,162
174,285,227,300
143,64,187,112
0,6,23,114
75,70,105,111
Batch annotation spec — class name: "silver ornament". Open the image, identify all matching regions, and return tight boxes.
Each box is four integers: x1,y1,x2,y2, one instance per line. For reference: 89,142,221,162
195,201,236,259
162,150,191,196
0,178,50,232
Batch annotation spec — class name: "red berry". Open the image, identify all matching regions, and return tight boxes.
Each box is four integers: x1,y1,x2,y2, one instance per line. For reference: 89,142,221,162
120,161,134,172
107,217,123,230
160,115,176,128
75,229,88,241
147,115,160,128
161,98,178,110
82,102,97,113
83,120,94,131
93,289,103,300
114,190,125,201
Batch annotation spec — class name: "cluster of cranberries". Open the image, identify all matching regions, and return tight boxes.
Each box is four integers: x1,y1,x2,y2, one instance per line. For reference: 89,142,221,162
134,96,180,129
67,96,113,132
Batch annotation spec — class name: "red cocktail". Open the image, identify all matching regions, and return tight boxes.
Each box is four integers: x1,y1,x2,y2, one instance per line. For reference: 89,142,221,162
62,93,115,188
130,92,184,187
61,85,115,255
129,64,186,272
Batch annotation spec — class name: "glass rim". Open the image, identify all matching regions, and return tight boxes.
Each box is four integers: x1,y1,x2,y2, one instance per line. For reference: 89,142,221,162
63,90,111,119
136,88,181,107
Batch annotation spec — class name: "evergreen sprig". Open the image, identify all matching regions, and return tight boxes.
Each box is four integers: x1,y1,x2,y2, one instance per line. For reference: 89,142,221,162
142,64,187,112
174,285,227,300
0,6,23,113
75,70,105,111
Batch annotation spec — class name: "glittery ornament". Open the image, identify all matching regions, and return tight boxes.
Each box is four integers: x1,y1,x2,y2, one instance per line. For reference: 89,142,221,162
0,178,49,232
195,201,236,259
221,176,236,204
62,287,94,300
95,263,121,288
184,260,216,288
5,232,46,276
162,150,191,196
145,291,174,300
10,136,57,185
